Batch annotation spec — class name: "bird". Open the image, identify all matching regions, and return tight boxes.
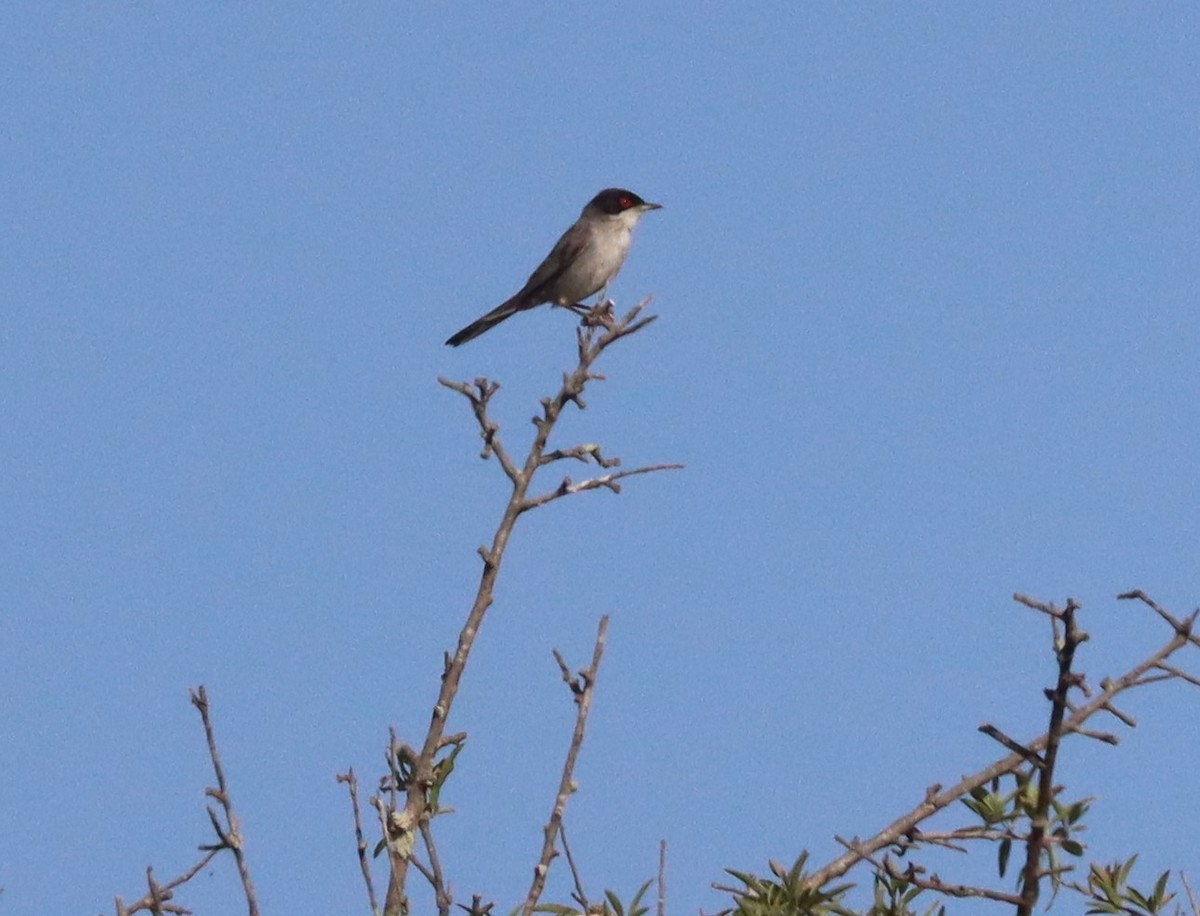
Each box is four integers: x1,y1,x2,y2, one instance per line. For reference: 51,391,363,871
445,187,662,347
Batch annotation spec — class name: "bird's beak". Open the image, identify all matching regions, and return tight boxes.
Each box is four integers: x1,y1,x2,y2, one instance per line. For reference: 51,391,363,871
642,202,663,211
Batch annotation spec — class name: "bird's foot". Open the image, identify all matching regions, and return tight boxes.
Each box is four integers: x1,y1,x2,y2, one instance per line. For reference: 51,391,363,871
580,300,616,330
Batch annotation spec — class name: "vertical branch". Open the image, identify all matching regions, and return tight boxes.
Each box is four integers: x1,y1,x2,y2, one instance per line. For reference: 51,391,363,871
382,302,675,916
1016,599,1085,915
419,820,452,915
190,686,260,916
337,768,380,916
657,840,667,916
521,615,610,915
558,822,590,910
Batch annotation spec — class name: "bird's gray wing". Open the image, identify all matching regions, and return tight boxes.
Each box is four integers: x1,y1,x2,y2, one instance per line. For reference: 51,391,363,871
516,222,590,306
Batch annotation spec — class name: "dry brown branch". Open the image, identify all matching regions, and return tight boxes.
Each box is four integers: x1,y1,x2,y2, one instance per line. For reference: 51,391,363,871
419,820,451,913
435,377,521,483
1015,598,1083,915
804,592,1200,894
337,768,380,916
520,462,685,512
883,856,1024,906
190,686,259,916
114,852,221,916
558,821,589,911
977,723,1043,766
521,615,611,915
115,686,257,916
379,300,677,916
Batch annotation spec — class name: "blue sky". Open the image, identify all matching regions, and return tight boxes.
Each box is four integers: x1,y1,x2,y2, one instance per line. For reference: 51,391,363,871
2,3,1198,913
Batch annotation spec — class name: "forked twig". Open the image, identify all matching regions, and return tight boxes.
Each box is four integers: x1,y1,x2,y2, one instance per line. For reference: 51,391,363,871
380,299,678,916
522,615,611,915
114,686,258,916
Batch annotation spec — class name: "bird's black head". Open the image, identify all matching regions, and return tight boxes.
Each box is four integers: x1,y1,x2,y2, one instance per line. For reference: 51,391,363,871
586,188,662,215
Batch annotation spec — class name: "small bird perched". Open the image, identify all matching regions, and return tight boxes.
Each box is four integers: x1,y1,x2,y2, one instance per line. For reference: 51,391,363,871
445,188,662,347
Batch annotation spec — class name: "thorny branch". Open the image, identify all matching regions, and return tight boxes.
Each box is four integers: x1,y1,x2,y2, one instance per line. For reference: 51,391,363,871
521,615,611,915
803,591,1200,897
372,299,679,916
1015,597,1084,916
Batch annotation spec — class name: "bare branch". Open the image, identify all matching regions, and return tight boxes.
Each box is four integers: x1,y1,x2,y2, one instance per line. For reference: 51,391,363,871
117,687,256,916
189,686,259,916
882,857,1024,906
520,463,685,512
836,836,1021,905
1119,590,1200,645
1182,870,1200,916
337,768,380,916
419,820,452,915
1153,661,1200,688
381,300,673,915
558,821,590,912
522,615,610,915
437,376,521,484
977,724,1043,767
539,442,623,468
658,840,667,916
1063,723,1120,745
114,850,221,916
1013,593,1064,618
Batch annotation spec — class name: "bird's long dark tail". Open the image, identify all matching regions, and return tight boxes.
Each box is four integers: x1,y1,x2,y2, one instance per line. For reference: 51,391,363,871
445,296,525,347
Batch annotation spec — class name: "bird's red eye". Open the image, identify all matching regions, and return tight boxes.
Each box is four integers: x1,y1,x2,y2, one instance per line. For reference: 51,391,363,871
619,196,633,209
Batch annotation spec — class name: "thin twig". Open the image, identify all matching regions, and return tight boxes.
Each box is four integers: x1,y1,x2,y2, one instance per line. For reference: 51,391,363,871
1181,870,1200,916
658,840,667,916
419,820,452,914
520,463,685,512
191,686,259,916
539,443,622,468
115,688,257,915
559,821,590,911
114,849,221,915
522,615,611,915
883,857,1024,905
977,724,1043,766
436,377,521,484
337,768,381,916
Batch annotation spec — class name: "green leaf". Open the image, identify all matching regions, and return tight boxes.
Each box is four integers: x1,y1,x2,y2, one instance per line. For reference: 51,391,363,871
1118,855,1139,885
998,837,1012,877
628,878,653,916
1126,887,1152,911
1152,870,1171,906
